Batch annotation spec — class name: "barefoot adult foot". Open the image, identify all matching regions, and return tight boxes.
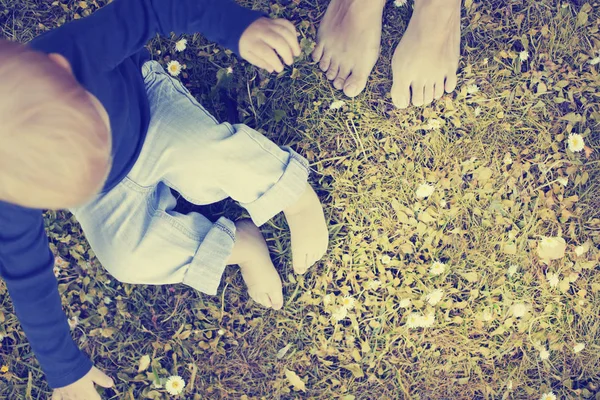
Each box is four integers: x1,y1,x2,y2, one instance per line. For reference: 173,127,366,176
391,0,461,108
283,184,329,275
312,0,386,98
227,220,284,310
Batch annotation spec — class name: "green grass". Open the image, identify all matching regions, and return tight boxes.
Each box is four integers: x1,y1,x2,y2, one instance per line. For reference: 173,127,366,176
1,0,600,399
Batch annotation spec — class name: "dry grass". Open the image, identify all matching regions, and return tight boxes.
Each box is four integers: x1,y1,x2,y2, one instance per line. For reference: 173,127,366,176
1,0,600,399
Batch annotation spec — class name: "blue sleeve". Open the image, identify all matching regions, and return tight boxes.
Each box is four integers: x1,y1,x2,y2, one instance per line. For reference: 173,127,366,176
0,202,93,389
30,0,264,71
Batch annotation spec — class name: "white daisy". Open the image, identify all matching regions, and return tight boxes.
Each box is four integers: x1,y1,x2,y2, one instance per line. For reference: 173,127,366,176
573,343,585,353
425,118,442,130
568,134,585,152
507,264,519,277
540,392,557,400
416,183,435,198
405,312,422,329
546,272,559,288
429,261,446,276
466,84,479,94
167,60,182,77
329,100,346,110
539,348,550,360
519,50,529,61
425,289,444,306
331,306,348,322
341,296,355,310
165,375,186,395
420,312,435,328
175,38,187,52
380,255,391,265
394,0,408,6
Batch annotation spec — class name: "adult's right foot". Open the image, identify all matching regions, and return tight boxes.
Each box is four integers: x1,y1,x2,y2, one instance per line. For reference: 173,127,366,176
312,0,385,98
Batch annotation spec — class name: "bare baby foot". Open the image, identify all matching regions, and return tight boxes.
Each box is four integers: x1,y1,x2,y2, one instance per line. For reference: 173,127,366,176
312,0,386,97
283,184,329,275
228,220,283,309
391,0,461,108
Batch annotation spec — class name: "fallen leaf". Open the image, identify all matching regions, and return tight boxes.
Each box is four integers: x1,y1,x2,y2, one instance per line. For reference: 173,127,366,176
537,236,566,261
343,363,364,378
285,369,306,392
138,355,151,373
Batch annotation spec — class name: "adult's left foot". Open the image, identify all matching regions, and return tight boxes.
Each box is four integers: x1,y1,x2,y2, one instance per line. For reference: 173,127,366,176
391,0,461,108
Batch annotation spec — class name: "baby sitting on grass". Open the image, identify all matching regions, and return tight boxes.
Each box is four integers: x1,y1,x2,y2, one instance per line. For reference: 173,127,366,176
0,0,328,398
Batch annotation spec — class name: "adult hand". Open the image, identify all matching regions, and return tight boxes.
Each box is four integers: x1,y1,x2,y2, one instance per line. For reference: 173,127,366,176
239,17,301,73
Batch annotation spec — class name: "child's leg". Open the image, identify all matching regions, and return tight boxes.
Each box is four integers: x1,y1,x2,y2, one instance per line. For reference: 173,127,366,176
71,181,283,309
138,61,329,274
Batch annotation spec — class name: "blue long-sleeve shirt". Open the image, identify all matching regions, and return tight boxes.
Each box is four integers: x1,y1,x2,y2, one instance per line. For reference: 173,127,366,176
0,0,262,389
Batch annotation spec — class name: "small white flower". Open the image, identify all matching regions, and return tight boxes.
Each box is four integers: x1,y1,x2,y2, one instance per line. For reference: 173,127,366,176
557,176,568,186
165,375,186,395
519,50,529,61
398,298,412,308
393,0,407,6
425,118,442,130
341,296,355,310
331,306,348,322
474,106,482,116
574,245,587,256
540,391,557,400
415,183,435,198
420,312,435,327
53,266,60,278
226,66,233,74
539,348,550,360
67,316,79,329
546,272,559,288
573,343,585,353
511,303,528,318
329,100,346,110
429,261,446,276
568,134,585,152
405,312,422,329
103,297,112,305
217,329,225,336
167,60,182,77
367,280,381,290
425,289,444,306
466,84,479,94
507,264,519,277
380,255,391,265
175,38,187,52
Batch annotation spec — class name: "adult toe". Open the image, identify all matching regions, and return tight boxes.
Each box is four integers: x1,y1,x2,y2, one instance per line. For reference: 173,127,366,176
326,59,340,81
343,69,369,98
411,82,425,107
391,79,411,109
445,72,458,94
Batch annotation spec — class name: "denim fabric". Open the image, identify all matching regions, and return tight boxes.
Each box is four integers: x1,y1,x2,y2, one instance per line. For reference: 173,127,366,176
70,61,309,296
